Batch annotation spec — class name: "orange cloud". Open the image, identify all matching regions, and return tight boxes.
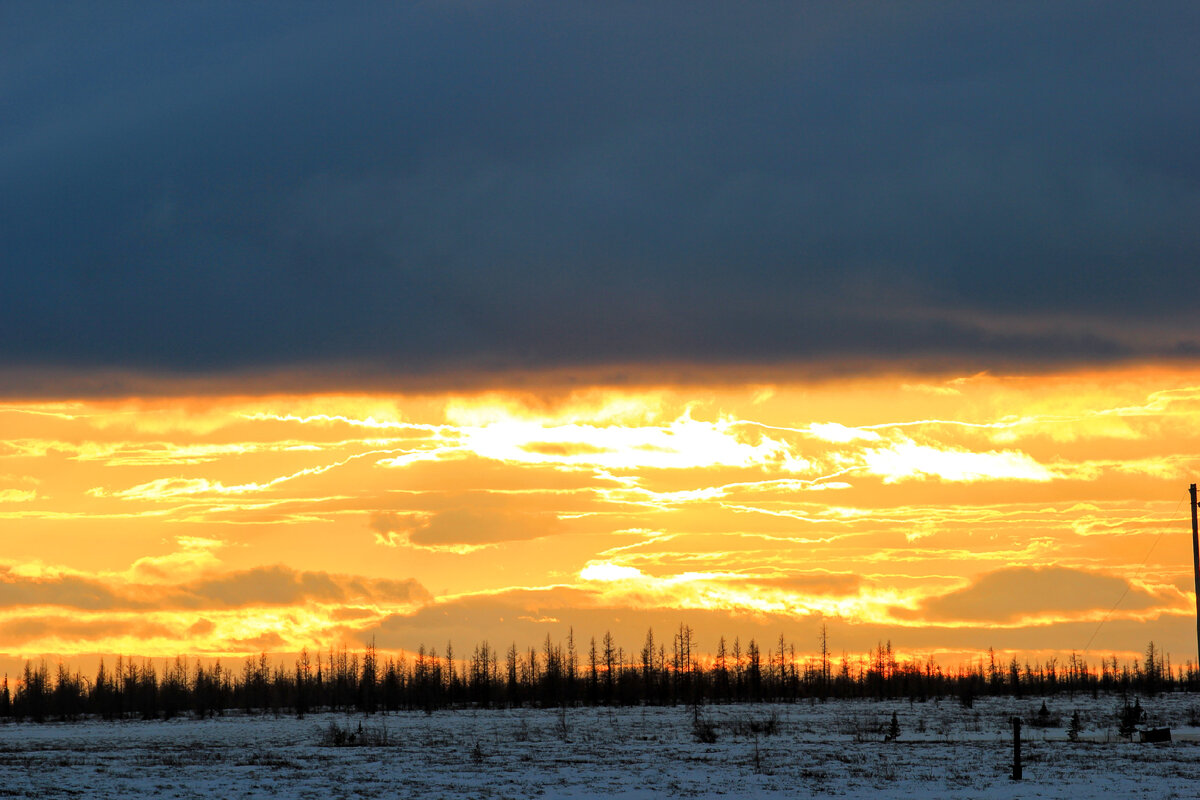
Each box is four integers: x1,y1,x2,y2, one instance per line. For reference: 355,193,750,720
906,566,1186,625
371,508,563,551
0,564,429,613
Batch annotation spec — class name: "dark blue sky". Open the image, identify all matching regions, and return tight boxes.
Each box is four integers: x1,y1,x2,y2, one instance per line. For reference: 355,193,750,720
3,2,1198,390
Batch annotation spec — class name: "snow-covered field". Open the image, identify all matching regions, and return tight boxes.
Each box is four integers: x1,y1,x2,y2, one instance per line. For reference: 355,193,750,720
2,695,1199,799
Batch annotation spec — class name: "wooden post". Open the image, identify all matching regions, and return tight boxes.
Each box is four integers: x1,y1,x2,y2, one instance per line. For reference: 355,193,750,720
1011,717,1022,781
1192,483,1199,672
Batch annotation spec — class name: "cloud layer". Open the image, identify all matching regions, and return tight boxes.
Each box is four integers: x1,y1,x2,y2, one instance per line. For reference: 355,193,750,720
0,563,428,612
2,2,1199,390
908,566,1182,625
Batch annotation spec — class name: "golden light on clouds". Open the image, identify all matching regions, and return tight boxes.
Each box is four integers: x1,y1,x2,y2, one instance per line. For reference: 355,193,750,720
2,366,1200,667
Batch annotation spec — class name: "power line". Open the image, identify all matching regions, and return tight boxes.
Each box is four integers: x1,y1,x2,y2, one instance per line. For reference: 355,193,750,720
1081,492,1186,654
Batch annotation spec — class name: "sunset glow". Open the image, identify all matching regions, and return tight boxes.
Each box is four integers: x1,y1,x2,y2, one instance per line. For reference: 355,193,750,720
3,366,1197,669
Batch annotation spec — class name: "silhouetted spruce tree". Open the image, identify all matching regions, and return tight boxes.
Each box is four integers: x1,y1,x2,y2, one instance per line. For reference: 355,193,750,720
602,631,616,706
835,652,852,698
886,711,901,741
383,656,404,711
444,641,456,707
294,649,311,718
522,645,537,699
746,639,762,702
1118,696,1144,738
818,624,830,700
52,662,83,719
639,629,655,704
1143,641,1161,696
421,645,441,711
1046,656,1059,694
1009,655,1022,698
505,643,519,707
731,638,744,701
618,645,639,705
135,660,159,720
1068,709,1082,742
587,637,599,705
192,663,215,719
241,657,256,714
91,659,111,720
788,643,799,701
118,657,134,717
566,627,579,705
212,660,231,716
714,636,730,703
159,657,188,720
359,639,378,714
469,642,492,707
539,633,561,708
17,661,50,722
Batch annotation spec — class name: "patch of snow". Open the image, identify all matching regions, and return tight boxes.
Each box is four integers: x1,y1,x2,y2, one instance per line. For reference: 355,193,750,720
1,695,1198,798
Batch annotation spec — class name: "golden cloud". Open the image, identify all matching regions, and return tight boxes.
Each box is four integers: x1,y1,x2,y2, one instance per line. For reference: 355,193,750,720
371,508,563,551
905,566,1186,625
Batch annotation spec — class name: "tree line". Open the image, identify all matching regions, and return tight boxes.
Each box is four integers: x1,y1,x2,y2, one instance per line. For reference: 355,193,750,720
0,627,1189,722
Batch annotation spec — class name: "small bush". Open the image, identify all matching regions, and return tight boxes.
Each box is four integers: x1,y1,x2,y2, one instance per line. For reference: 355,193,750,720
692,715,719,744
729,711,779,736
1067,709,1082,742
1118,698,1145,739
555,706,570,741
884,711,900,742
320,719,391,747
238,751,296,768
1029,700,1061,728
321,720,351,746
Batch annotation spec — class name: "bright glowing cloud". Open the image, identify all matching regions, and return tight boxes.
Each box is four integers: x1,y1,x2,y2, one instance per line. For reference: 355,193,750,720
860,440,1056,483
456,415,802,472
580,563,644,582
807,422,882,443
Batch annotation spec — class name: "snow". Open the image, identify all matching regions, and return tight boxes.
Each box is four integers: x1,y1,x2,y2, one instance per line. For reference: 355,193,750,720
2,695,1199,798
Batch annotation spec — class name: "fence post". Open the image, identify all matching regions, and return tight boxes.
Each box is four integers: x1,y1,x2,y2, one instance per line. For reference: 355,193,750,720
1012,716,1022,781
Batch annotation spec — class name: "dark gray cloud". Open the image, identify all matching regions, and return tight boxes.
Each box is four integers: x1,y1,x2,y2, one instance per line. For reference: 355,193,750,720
3,1,1198,390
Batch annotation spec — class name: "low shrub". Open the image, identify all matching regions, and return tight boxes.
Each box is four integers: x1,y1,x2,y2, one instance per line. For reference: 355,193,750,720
692,714,719,743
729,711,779,736
320,719,391,747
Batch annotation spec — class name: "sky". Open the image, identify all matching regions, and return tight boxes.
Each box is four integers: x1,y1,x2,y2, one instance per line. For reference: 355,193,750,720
2,2,1200,670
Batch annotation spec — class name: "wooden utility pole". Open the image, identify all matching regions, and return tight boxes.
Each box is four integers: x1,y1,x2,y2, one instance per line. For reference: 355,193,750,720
1011,717,1022,781
1192,483,1200,669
